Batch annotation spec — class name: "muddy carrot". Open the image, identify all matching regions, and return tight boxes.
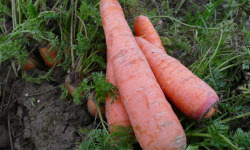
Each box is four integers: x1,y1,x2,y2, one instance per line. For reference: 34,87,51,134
100,0,186,149
135,37,219,120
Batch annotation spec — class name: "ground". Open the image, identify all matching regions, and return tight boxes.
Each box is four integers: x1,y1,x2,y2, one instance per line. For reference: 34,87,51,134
0,61,94,150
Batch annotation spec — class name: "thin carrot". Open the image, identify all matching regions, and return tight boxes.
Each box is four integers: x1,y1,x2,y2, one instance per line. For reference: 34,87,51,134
105,47,131,133
134,15,164,50
87,91,105,118
65,74,78,96
100,0,186,149
135,37,219,120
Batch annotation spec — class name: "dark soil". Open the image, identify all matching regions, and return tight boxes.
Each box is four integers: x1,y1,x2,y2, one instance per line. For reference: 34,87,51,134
0,61,94,150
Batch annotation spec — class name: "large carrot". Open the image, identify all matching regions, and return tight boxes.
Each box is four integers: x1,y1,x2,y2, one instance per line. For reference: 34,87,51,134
135,37,219,120
105,49,132,132
100,0,186,149
134,15,164,50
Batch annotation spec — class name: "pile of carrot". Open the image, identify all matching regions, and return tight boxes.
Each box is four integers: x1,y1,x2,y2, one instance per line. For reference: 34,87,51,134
100,0,187,149
103,0,219,149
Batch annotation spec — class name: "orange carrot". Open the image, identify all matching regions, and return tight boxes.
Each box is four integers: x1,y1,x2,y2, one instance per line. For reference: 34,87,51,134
134,15,164,50
87,91,105,118
65,75,105,118
39,44,61,68
21,54,43,70
135,37,219,120
105,47,131,133
100,0,186,149
21,58,37,70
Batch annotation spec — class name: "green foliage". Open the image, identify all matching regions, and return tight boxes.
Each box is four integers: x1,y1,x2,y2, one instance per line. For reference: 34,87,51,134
22,68,54,84
77,1,106,50
73,72,118,104
60,85,69,100
0,1,11,17
27,1,38,19
238,83,250,96
233,128,250,148
78,125,136,150
186,145,199,150
74,33,90,56
0,40,28,66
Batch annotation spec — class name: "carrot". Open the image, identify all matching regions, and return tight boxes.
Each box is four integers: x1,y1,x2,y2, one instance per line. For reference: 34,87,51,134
21,54,43,70
39,44,61,68
21,58,37,70
134,15,164,50
87,91,105,118
100,0,186,149
65,74,78,96
105,47,131,133
65,74,105,118
135,37,219,120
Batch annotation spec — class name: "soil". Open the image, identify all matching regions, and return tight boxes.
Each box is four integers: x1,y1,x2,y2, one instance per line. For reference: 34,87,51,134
0,61,94,150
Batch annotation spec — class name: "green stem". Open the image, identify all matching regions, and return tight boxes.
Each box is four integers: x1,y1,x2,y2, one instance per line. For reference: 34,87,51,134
96,101,109,135
11,0,17,29
214,55,241,72
191,47,212,73
87,49,104,59
18,0,21,24
84,66,99,75
191,112,250,134
204,30,223,80
51,0,61,11
149,16,233,30
0,25,6,37
222,112,250,123
82,62,93,74
219,63,239,72
74,0,78,38
70,0,75,68
218,133,240,150
221,93,247,102
184,121,195,132
34,0,40,8
186,133,211,138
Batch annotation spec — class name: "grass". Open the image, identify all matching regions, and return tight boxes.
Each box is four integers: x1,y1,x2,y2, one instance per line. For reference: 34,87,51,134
0,0,249,149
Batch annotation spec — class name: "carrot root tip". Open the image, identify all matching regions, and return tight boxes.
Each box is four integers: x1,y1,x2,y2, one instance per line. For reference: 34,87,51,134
203,103,218,119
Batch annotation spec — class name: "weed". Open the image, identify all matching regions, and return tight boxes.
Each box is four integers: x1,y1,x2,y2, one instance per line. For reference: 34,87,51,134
29,97,36,107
